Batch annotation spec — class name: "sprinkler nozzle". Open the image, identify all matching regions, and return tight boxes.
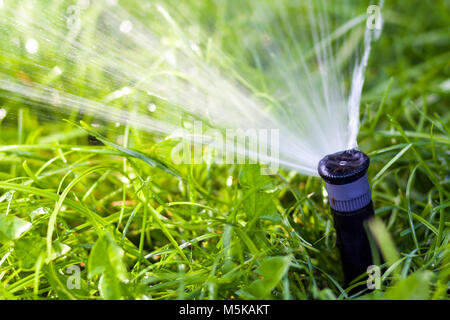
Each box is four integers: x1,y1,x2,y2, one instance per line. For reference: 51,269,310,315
318,149,377,293
318,149,371,212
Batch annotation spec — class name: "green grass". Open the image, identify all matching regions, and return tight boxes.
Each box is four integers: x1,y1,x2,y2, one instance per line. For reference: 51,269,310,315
0,0,449,300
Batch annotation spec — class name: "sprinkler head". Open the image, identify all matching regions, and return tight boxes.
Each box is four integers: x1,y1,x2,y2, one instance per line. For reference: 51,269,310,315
318,149,377,292
318,149,371,212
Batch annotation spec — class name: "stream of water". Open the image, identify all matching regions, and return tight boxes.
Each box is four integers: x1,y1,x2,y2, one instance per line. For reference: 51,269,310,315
0,0,383,176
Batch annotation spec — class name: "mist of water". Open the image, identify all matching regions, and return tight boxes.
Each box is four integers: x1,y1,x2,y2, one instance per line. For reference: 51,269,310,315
0,0,383,176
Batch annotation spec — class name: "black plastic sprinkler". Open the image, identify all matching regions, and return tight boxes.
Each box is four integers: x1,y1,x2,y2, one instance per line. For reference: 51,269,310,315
318,149,377,292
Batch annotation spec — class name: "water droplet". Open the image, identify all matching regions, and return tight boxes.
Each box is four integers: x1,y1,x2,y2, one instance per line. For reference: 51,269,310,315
0,108,6,120
165,51,176,66
5,191,15,201
322,186,328,204
52,66,62,75
25,39,39,54
178,180,185,193
32,207,50,216
440,79,450,92
121,86,131,95
146,90,165,100
226,176,233,187
190,41,200,52
111,90,123,99
120,20,133,33
148,103,156,112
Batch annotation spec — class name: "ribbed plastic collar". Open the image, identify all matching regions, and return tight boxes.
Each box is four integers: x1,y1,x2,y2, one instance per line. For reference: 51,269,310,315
325,174,371,212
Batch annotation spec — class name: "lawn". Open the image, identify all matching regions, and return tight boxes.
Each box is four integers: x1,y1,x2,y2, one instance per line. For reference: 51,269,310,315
0,0,448,300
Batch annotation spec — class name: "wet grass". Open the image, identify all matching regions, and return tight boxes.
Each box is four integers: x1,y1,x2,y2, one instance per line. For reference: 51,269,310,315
0,0,448,300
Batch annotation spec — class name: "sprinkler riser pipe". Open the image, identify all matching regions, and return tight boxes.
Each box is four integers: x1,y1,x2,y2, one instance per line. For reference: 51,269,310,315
330,201,375,290
318,149,376,290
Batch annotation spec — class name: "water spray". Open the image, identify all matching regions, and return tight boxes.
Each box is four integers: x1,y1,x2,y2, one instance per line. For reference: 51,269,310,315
318,149,376,291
